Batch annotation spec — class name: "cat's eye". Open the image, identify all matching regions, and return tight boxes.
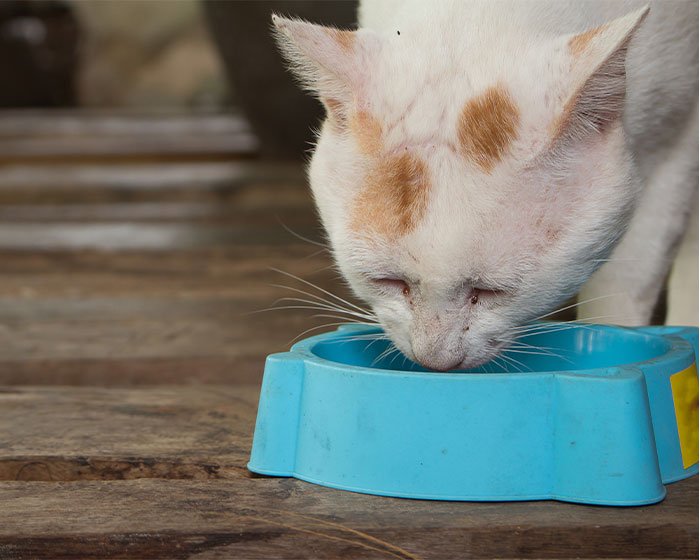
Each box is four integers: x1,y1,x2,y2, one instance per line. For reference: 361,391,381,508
372,278,410,296
470,287,506,304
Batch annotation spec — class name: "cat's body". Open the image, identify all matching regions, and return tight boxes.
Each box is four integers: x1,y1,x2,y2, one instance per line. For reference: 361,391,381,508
357,0,698,326
274,0,698,371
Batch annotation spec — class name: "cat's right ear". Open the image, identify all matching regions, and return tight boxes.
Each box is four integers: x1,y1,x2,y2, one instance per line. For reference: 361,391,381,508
272,15,378,127
551,6,649,147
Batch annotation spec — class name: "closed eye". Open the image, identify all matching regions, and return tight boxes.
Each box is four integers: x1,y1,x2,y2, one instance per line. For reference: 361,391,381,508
371,277,411,296
470,287,510,305
475,287,507,297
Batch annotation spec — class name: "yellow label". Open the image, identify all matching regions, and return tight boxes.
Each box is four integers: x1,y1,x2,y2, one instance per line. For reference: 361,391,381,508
670,364,699,469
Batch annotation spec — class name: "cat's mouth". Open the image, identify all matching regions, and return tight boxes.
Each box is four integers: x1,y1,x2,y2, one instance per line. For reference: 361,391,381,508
441,339,511,372
409,341,507,372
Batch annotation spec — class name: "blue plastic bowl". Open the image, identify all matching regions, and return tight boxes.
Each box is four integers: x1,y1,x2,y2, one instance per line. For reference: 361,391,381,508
248,323,699,506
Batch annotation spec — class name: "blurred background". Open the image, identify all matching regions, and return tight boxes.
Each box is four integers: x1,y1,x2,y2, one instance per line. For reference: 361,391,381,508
0,0,685,387
0,0,358,158
0,0,362,385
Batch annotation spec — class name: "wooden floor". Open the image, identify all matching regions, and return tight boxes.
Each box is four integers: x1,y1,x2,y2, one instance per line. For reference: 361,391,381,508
0,111,696,559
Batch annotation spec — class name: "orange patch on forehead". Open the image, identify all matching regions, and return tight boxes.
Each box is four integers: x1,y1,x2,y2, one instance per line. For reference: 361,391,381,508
350,111,383,154
569,25,605,56
351,153,430,238
457,85,520,173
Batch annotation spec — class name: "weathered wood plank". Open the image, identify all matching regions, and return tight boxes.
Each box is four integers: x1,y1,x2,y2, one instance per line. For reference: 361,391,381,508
0,251,354,385
0,477,695,559
0,384,695,558
0,386,258,481
0,222,324,250
0,111,252,137
0,138,692,559
0,161,306,204
0,111,258,162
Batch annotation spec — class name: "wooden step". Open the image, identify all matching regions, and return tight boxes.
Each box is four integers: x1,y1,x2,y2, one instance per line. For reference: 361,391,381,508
0,477,695,559
0,386,695,558
0,110,258,162
0,386,256,481
0,156,349,386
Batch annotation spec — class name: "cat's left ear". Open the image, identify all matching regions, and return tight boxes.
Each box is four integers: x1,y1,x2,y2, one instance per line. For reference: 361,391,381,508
272,15,379,126
552,6,650,145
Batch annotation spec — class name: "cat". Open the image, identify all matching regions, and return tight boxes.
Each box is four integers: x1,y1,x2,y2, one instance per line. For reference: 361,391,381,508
272,0,698,371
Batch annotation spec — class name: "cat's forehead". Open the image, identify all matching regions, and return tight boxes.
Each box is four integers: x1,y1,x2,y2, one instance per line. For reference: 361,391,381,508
346,82,524,241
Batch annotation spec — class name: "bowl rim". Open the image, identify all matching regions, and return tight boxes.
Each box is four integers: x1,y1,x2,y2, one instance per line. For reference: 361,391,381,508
283,322,693,379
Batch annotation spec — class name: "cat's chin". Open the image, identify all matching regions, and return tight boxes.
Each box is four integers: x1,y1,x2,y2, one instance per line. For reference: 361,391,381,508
414,352,497,372
452,354,498,371
397,340,507,372
450,341,513,371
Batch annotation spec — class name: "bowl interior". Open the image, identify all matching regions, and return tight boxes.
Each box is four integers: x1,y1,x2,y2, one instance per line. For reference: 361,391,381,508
308,325,670,374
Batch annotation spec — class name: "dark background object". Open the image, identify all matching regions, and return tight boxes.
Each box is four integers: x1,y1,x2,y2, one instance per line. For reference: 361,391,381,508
203,0,358,160
0,0,78,107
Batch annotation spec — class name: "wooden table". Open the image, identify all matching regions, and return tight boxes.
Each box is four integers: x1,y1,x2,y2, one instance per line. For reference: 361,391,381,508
0,111,696,559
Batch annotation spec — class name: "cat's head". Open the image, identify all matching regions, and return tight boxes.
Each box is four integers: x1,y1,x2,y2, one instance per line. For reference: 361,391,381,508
273,8,648,370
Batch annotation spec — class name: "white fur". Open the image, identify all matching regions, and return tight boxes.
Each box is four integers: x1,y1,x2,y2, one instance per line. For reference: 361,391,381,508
274,0,698,370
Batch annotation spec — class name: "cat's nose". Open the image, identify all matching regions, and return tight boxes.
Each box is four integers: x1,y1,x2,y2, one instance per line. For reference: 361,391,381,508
412,349,463,371
411,326,464,371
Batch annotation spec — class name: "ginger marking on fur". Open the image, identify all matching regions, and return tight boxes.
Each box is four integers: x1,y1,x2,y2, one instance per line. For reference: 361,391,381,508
331,29,355,52
351,153,430,237
550,94,579,144
350,111,383,154
569,25,606,56
457,85,520,173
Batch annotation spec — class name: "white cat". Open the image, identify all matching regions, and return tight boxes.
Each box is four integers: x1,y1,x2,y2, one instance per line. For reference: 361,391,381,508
273,0,698,371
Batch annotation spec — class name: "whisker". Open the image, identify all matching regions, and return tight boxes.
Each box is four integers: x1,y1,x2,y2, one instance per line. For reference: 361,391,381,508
272,297,377,321
372,344,400,367
300,248,331,261
270,268,370,315
508,313,623,336
269,283,375,319
511,322,597,339
503,338,575,355
247,305,375,323
364,335,391,354
485,359,498,374
288,321,357,346
515,315,623,336
491,356,509,373
320,336,388,346
311,262,341,274
276,217,328,248
504,348,575,365
389,349,404,367
499,352,531,372
311,313,377,324
530,293,625,323
505,340,569,355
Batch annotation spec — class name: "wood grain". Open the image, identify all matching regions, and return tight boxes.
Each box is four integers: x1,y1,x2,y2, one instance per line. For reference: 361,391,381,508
0,111,258,162
0,477,695,559
0,157,357,386
0,385,695,558
0,110,691,558
0,386,257,481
